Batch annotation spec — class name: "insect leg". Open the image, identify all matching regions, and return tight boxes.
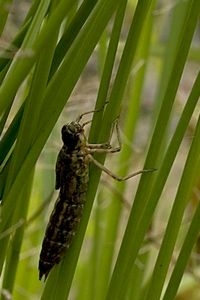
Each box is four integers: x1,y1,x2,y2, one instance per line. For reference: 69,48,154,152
106,117,121,153
87,143,112,150
89,154,156,181
88,119,156,178
87,118,121,153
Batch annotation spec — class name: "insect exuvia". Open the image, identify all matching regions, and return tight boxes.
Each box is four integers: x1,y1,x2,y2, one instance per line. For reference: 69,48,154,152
38,109,154,280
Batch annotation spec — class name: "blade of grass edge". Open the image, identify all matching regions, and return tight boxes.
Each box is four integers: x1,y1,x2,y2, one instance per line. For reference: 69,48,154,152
163,194,200,300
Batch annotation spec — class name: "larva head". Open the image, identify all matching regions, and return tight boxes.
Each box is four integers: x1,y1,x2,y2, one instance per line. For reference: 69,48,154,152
61,121,85,150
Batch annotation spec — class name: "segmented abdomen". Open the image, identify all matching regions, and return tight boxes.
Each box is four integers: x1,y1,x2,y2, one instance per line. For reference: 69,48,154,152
39,147,89,280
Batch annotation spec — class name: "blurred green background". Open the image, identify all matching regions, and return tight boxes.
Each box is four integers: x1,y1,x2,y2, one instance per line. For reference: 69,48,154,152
0,0,199,299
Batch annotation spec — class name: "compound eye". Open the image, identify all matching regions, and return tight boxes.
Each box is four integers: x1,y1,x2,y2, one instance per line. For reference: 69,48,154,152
61,125,67,135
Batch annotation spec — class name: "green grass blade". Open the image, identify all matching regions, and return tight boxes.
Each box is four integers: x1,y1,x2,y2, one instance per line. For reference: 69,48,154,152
163,199,200,300
0,0,75,114
1,170,34,299
49,0,98,78
87,2,129,299
145,115,200,300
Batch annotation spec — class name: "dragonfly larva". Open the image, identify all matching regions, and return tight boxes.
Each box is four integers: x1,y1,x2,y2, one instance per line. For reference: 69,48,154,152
38,111,154,280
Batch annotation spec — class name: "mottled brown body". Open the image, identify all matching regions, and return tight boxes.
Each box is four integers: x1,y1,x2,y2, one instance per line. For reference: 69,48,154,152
39,122,90,280
38,116,153,280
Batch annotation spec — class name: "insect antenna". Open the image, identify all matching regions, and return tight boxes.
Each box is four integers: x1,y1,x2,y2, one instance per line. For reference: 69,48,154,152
76,101,109,123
